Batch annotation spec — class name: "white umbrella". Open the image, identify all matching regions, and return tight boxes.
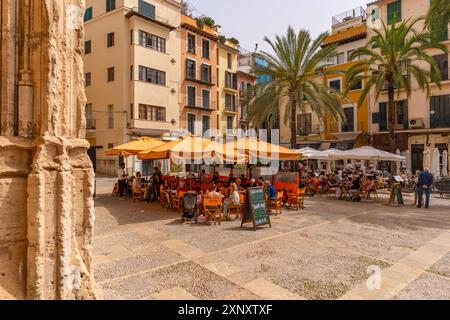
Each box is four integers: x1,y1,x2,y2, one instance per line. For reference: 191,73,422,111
431,148,440,178
329,146,405,161
442,150,448,177
423,149,431,170
298,147,329,160
322,148,342,156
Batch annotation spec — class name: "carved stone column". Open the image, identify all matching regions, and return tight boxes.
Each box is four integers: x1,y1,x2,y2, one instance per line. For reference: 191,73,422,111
0,0,100,300
24,0,100,300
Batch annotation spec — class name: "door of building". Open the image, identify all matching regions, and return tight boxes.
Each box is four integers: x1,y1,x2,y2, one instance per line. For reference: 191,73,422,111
411,144,424,173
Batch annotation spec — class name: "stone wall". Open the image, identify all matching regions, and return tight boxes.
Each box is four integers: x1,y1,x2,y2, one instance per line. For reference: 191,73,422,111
0,0,100,299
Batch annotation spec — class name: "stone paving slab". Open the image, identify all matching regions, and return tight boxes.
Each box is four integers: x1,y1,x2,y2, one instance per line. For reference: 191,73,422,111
392,273,450,300
152,287,198,300
241,278,305,300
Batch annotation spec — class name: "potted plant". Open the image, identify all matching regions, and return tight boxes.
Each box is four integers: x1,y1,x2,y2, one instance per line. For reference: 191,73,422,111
227,37,240,45
218,35,226,43
196,18,205,29
202,16,215,27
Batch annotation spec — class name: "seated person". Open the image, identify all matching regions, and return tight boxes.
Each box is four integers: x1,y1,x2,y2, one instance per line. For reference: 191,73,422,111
349,175,362,202
132,172,143,195
266,181,278,200
247,178,257,188
200,169,208,183
205,187,222,200
222,183,240,218
309,173,320,194
212,172,221,184
360,175,375,198
178,180,189,193
235,178,242,191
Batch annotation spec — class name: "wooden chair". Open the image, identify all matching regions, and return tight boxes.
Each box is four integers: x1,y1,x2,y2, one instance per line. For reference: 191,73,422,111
287,187,306,210
203,198,223,225
172,191,185,212
227,194,245,220
132,187,142,202
268,191,283,215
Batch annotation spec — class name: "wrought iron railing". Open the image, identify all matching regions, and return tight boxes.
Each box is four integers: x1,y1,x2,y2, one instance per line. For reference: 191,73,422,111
332,7,366,26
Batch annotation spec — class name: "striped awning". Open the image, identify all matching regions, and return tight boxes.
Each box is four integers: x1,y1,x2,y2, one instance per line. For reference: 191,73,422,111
323,25,367,46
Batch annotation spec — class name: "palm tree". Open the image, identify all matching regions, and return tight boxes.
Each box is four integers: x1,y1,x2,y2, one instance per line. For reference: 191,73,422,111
425,0,450,34
346,17,447,154
245,26,345,149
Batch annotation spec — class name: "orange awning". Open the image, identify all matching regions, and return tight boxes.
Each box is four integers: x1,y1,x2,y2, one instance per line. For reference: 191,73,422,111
323,25,367,46
104,137,165,156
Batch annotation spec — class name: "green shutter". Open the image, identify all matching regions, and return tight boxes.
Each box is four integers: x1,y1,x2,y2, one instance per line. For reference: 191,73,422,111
387,0,402,25
430,0,449,42
84,7,93,22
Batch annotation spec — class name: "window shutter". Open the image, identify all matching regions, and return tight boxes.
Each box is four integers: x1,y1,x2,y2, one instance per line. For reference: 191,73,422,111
402,101,409,128
379,102,387,131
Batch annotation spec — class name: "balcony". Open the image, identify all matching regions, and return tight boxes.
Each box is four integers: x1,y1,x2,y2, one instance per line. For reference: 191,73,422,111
377,117,450,132
86,119,96,130
332,7,366,26
297,124,321,136
185,74,216,86
126,6,177,31
224,105,238,114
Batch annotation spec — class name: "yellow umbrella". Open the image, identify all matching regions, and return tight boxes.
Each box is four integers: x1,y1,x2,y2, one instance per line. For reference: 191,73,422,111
138,137,212,162
204,140,246,165
226,137,302,162
104,137,164,156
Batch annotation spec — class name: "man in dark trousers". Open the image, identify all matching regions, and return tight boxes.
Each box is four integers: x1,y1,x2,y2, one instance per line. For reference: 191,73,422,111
418,167,434,209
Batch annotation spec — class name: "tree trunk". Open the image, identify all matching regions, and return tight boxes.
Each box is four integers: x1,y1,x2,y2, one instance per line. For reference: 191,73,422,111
387,80,397,173
290,93,298,150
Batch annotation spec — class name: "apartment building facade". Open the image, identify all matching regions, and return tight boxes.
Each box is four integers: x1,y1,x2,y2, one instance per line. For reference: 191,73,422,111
368,0,450,174
217,41,240,135
180,14,219,137
237,67,257,131
84,0,182,175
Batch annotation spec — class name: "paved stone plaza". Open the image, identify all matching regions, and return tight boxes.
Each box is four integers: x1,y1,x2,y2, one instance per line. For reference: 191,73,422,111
93,177,450,300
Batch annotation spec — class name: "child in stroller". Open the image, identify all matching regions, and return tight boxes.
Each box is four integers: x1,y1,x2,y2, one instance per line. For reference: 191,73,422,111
181,191,198,222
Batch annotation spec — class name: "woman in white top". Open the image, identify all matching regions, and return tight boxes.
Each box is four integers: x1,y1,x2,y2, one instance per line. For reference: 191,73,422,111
222,183,240,217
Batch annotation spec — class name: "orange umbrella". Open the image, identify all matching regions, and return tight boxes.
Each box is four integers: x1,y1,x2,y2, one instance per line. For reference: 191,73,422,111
104,137,165,156
138,137,212,162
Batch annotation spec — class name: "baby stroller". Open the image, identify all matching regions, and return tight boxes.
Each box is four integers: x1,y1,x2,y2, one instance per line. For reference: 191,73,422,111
181,191,197,222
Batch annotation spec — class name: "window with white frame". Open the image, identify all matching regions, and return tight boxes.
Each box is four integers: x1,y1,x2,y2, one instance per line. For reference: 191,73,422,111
187,33,196,54
328,78,342,92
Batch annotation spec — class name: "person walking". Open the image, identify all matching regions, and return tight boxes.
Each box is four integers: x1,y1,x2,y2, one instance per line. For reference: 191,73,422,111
413,170,421,206
117,163,128,201
151,167,163,202
417,168,434,209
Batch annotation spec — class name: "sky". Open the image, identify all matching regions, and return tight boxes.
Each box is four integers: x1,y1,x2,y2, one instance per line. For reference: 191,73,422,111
187,0,366,52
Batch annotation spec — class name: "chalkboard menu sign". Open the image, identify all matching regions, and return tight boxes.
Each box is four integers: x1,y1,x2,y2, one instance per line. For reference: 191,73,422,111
241,187,272,230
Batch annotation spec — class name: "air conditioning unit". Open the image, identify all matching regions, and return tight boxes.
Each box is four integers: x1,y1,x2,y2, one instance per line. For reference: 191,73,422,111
409,119,424,129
